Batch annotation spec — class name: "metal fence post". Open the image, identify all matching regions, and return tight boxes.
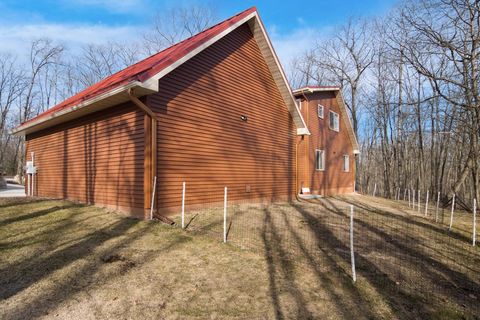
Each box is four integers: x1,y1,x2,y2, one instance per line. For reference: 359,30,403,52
350,205,356,283
181,181,186,229
224,186,227,243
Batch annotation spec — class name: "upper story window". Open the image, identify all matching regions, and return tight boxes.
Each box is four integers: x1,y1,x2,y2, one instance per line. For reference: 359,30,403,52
343,155,350,172
317,104,324,119
329,111,340,132
315,149,325,171
296,98,302,110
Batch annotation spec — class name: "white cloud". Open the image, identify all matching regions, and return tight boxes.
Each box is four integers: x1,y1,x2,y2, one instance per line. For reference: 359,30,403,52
270,28,313,66
269,26,327,68
0,23,143,59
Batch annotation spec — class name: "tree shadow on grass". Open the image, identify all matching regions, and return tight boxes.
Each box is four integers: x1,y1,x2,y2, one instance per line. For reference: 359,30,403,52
262,207,315,320
0,214,187,320
263,205,379,319
296,198,480,318
0,205,75,227
0,198,50,210
290,201,434,319
336,196,473,245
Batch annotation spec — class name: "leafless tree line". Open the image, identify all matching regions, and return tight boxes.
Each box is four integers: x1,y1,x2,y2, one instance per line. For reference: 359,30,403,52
0,4,217,179
291,0,480,208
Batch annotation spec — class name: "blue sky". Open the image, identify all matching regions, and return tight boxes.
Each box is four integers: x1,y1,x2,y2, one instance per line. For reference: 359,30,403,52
0,0,398,66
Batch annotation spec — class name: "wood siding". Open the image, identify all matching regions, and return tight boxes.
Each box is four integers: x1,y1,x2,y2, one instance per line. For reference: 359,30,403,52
297,91,355,195
147,24,296,212
25,103,145,216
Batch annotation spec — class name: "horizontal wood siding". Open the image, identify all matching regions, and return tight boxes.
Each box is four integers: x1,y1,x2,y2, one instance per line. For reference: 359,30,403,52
147,24,296,211
297,91,355,195
25,103,145,215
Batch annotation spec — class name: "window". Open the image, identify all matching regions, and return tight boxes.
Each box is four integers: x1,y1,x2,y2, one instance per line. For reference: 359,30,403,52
315,149,325,171
317,104,324,119
329,111,339,132
343,155,350,172
296,98,302,110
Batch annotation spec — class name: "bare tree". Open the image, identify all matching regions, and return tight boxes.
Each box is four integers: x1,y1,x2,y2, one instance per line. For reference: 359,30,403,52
143,4,217,55
399,0,480,201
313,18,374,136
75,42,140,87
14,39,63,177
0,53,25,167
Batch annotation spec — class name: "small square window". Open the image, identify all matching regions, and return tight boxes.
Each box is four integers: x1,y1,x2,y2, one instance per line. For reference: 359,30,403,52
317,104,324,119
315,149,325,171
329,111,339,132
343,155,350,172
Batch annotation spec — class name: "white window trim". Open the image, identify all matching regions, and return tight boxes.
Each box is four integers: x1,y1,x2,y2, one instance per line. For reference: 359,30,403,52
343,155,350,172
329,110,339,132
315,149,325,171
317,104,324,119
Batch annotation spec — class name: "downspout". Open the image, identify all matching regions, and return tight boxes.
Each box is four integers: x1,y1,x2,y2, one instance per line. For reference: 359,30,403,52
127,88,172,224
295,138,303,202
301,91,310,192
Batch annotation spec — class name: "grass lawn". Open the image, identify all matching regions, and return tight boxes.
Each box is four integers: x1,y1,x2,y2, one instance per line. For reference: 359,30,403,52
0,195,479,319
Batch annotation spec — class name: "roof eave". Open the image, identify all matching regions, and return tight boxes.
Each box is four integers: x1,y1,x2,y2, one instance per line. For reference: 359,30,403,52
11,81,153,136
292,87,341,96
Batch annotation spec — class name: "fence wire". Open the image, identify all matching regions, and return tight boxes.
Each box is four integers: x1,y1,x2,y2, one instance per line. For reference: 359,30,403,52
168,184,479,317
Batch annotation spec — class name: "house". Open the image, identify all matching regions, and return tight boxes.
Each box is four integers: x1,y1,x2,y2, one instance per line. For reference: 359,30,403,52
12,8,358,219
294,86,359,196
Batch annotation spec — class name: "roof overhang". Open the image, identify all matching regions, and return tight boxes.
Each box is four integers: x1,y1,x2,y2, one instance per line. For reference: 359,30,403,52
293,86,360,154
292,86,341,95
12,9,309,137
11,82,155,136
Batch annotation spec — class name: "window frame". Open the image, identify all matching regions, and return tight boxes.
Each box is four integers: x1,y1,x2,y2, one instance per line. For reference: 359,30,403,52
343,154,350,172
329,110,340,132
315,149,325,171
317,104,324,119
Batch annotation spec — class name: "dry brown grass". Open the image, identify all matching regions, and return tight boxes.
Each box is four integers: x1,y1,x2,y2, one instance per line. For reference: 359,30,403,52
0,195,479,319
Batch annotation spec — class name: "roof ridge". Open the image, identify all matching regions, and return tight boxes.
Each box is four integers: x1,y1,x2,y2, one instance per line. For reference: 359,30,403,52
123,6,257,80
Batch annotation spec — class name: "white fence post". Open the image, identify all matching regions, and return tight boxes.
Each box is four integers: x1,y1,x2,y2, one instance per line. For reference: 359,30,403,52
181,181,186,229
224,186,228,243
150,176,157,220
449,194,456,231
435,192,440,223
425,190,429,216
373,184,377,197
408,189,411,207
473,198,477,246
349,205,356,283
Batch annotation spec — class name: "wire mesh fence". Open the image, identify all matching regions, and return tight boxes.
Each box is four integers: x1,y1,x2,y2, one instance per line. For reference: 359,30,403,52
166,182,479,316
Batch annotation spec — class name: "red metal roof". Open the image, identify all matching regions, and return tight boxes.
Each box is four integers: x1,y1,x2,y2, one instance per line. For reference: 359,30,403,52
21,6,257,127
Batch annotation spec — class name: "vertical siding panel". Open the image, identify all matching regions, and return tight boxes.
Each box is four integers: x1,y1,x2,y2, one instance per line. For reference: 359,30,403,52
148,24,296,212
25,103,145,216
